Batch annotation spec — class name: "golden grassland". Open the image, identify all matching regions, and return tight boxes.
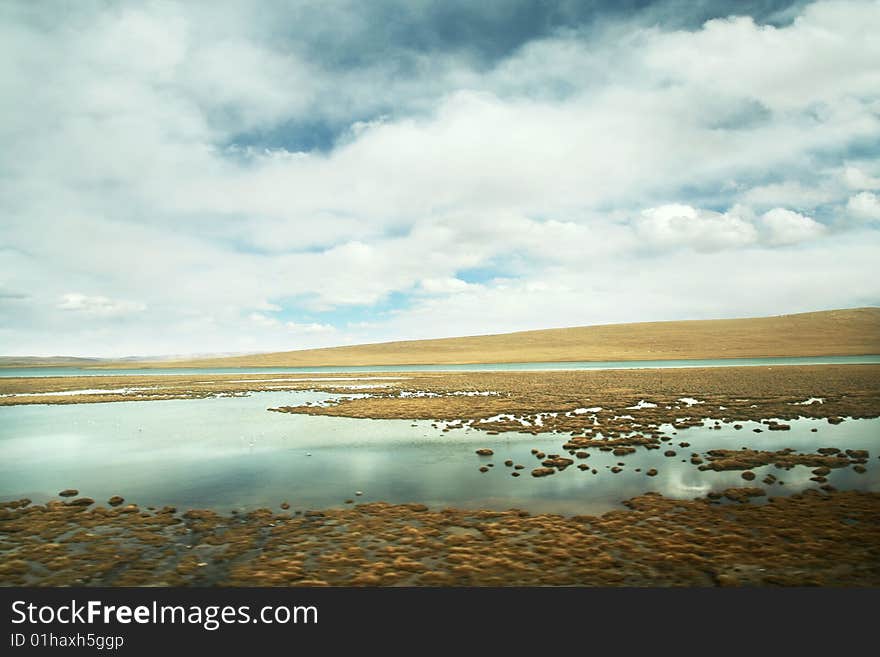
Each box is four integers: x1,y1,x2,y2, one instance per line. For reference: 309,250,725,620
2,490,878,586
94,307,880,368
4,365,877,427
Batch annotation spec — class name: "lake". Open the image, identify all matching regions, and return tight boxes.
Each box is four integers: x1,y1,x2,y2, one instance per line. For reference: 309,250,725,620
1,354,879,378
1,390,876,515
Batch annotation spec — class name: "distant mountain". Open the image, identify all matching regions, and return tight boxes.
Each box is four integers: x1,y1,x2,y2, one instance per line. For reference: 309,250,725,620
0,356,107,367
151,307,880,369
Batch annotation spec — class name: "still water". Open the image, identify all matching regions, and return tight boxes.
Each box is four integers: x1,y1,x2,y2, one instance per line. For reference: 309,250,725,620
0,391,876,515
2,354,879,377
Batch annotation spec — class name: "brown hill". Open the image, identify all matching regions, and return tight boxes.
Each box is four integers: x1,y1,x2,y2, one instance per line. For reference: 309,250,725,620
149,307,880,368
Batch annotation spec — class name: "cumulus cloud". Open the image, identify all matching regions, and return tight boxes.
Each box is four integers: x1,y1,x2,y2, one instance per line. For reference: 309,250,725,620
847,192,880,220
759,208,827,245
634,205,758,252
419,277,480,295
285,322,336,334
1,0,878,356
741,181,835,209
842,166,880,191
57,294,146,317
633,204,826,251
249,312,280,328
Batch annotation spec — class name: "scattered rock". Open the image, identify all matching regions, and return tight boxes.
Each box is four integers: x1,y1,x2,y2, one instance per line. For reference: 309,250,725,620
108,496,124,507
67,497,95,507
280,502,290,510
646,469,658,477
741,471,756,481
531,468,556,477
664,450,676,457
59,489,78,497
479,466,489,473
475,448,494,456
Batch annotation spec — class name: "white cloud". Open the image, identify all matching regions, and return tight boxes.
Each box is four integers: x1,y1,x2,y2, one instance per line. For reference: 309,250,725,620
759,208,827,245
419,277,479,295
741,181,835,209
634,205,758,252
847,191,880,220
249,312,280,328
1,1,878,356
285,322,336,334
57,293,146,317
842,166,880,191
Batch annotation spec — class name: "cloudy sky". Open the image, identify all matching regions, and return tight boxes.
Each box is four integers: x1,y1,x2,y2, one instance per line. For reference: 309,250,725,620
1,0,879,357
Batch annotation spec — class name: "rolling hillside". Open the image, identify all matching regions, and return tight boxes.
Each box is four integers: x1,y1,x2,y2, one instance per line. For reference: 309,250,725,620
149,307,880,368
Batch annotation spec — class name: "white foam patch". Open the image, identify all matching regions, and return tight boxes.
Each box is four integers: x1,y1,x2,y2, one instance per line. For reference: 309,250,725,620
626,400,658,409
2,387,155,397
570,407,602,414
227,377,407,383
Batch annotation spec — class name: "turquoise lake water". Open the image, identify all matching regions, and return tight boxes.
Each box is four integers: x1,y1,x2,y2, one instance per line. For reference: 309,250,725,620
1,354,879,377
0,390,876,515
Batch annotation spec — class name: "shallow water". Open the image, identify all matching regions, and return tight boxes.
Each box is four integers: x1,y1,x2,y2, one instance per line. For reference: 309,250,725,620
1,354,879,377
0,391,876,515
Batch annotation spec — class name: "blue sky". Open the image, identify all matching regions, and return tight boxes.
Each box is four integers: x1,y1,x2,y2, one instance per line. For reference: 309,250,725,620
0,0,878,356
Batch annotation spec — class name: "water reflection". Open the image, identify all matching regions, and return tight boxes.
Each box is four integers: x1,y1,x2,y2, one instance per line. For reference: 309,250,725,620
0,391,876,515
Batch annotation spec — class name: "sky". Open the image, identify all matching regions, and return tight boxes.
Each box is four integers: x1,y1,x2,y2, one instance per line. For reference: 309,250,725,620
1,0,879,358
